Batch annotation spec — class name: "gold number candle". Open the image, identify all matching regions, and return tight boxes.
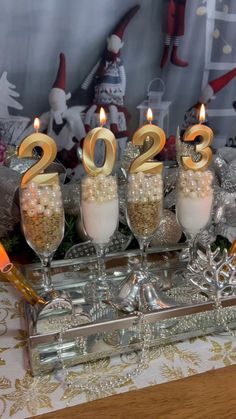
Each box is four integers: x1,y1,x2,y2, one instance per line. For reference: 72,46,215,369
129,108,166,174
18,118,58,187
182,104,214,171
82,108,117,176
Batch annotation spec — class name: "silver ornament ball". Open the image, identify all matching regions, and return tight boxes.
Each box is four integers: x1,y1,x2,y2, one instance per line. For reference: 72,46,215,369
150,209,182,247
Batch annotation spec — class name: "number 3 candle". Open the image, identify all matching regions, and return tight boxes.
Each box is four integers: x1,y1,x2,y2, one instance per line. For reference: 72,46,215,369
182,104,214,171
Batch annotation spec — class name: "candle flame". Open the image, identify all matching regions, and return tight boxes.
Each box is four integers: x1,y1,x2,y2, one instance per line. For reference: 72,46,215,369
147,108,153,123
0,243,10,272
199,104,205,123
100,108,106,126
34,117,40,132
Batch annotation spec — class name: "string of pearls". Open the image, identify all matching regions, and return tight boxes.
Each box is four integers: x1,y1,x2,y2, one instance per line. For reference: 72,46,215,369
21,181,62,217
56,312,151,398
178,170,213,199
127,172,163,203
81,174,117,203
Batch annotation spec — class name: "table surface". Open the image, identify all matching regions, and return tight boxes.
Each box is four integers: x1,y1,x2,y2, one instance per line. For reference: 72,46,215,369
37,364,236,419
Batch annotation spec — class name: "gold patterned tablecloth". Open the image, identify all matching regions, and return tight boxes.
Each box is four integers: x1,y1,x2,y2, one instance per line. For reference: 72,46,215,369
1,282,236,418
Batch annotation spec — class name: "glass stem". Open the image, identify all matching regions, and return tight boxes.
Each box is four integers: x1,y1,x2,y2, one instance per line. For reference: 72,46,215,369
95,245,106,283
41,255,53,292
138,239,150,272
186,233,196,264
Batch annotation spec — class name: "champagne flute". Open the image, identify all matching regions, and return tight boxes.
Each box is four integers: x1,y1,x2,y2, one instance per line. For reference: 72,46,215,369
126,172,163,279
20,179,64,293
176,169,214,263
81,174,119,302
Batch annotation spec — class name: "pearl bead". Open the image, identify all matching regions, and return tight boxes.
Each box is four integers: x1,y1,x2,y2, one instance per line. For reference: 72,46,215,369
22,203,28,211
44,209,52,217
23,190,31,200
53,184,60,191
54,200,62,208
27,209,36,217
40,196,49,206
31,198,39,207
36,205,44,213
55,207,62,214
29,181,38,190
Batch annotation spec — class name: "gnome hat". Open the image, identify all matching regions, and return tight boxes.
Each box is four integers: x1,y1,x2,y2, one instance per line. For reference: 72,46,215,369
49,52,71,116
112,5,140,40
200,67,236,103
52,53,66,91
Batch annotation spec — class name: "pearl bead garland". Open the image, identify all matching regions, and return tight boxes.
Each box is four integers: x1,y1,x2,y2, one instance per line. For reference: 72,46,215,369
127,172,163,203
56,311,151,398
178,170,213,198
81,174,118,203
21,181,63,217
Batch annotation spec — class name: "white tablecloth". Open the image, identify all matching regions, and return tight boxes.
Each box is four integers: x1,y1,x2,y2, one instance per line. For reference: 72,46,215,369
0,282,236,418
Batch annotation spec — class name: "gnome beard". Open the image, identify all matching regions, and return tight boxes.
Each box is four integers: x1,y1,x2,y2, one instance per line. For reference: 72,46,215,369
49,88,70,125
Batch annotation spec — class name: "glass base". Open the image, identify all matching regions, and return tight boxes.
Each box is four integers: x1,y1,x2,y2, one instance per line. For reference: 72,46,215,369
84,279,113,304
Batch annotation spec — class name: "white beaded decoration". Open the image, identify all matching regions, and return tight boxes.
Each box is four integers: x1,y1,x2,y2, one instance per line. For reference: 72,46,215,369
21,181,63,217
178,170,213,198
81,174,118,203
127,172,163,203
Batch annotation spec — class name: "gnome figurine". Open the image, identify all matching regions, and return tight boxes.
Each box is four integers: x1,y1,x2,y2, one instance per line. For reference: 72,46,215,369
81,5,140,161
21,53,86,177
182,67,236,132
161,0,188,68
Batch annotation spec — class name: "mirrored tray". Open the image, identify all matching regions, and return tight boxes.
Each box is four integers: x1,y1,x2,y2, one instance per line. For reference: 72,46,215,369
23,244,236,376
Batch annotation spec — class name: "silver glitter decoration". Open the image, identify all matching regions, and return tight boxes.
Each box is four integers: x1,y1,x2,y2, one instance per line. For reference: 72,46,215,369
150,210,182,246
65,230,133,258
0,166,21,237
6,154,38,174
61,182,81,216
222,160,236,193
196,226,216,248
120,141,141,178
175,126,201,168
213,155,228,186
212,149,236,242
0,116,30,145
163,167,178,208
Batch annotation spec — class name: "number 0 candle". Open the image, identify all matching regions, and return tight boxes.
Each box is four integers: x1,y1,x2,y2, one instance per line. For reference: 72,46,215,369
82,108,117,176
